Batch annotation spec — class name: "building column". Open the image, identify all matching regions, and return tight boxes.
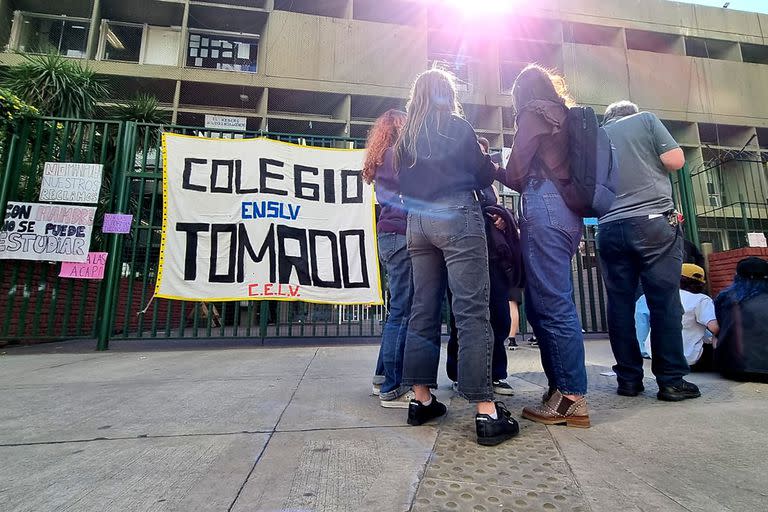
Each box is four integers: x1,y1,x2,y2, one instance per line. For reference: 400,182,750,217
172,80,181,124
8,10,22,50
0,0,13,49
177,0,190,67
86,0,101,60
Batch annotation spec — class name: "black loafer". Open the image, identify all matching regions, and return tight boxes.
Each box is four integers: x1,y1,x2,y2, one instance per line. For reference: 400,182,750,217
657,379,701,402
617,381,645,397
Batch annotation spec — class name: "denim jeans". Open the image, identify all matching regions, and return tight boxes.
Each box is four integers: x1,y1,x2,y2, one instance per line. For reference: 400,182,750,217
520,178,587,395
376,232,413,399
597,215,688,387
402,192,494,403
373,356,384,386
446,262,510,383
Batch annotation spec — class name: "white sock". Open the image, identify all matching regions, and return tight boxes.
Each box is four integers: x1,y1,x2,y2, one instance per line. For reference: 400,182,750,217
489,410,498,419
422,396,432,406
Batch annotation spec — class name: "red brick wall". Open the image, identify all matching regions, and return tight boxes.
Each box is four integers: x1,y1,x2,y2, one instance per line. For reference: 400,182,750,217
708,247,768,297
0,261,183,342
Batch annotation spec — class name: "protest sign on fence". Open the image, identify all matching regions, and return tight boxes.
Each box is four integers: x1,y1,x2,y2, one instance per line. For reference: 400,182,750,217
155,134,382,305
0,202,96,262
39,162,103,204
103,213,133,234
60,252,108,279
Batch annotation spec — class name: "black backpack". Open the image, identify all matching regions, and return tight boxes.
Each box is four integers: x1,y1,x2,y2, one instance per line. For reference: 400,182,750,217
543,106,618,218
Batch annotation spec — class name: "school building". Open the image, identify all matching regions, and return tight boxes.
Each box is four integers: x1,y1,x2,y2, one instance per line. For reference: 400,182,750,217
1,0,768,343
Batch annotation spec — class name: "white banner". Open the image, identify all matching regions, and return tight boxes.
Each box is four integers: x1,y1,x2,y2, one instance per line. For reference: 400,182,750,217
39,162,103,204
156,134,382,305
0,202,95,262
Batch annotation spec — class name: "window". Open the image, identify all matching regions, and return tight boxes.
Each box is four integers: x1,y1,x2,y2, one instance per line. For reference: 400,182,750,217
186,32,259,73
741,43,768,65
563,22,621,47
685,37,741,61
17,14,89,57
428,58,471,91
102,22,143,63
625,29,683,55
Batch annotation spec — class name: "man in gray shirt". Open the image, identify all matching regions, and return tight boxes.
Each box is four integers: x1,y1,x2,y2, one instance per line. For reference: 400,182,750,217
597,101,700,402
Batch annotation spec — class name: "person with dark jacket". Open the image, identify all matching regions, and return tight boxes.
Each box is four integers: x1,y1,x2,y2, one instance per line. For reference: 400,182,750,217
397,69,519,446
446,183,523,396
495,64,590,428
714,257,768,383
363,110,413,408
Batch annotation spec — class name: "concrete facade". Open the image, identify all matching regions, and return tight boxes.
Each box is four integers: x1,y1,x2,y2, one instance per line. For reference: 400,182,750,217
1,0,768,248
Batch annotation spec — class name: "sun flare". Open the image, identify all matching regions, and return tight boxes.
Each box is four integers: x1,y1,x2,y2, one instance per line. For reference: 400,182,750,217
442,0,519,15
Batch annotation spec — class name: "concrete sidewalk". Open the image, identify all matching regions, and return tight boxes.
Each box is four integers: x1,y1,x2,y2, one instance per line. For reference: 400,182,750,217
0,339,765,512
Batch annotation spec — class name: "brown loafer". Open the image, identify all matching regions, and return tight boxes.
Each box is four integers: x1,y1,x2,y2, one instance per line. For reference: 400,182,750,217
522,390,591,428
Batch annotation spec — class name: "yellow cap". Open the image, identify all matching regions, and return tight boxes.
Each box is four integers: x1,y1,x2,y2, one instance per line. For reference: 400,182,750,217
681,263,706,284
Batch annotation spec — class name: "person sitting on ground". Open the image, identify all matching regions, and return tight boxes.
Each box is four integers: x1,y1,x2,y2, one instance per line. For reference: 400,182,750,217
635,264,719,369
714,257,768,383
679,264,719,371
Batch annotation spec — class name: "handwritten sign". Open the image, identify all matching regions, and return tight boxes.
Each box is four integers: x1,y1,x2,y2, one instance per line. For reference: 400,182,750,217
156,134,381,305
60,252,108,279
103,213,133,234
39,162,103,204
0,202,95,262
747,232,767,248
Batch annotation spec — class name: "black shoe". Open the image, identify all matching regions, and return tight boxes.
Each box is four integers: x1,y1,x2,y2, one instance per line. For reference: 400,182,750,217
617,381,645,397
407,394,447,426
493,380,515,396
528,336,539,348
657,379,701,402
476,402,520,446
507,337,518,350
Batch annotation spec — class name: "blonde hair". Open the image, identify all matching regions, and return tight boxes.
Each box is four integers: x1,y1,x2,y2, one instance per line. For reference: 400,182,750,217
394,68,463,170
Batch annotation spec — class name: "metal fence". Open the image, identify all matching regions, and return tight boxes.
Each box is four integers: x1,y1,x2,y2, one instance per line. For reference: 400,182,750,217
0,119,123,342
686,151,768,252
4,117,746,348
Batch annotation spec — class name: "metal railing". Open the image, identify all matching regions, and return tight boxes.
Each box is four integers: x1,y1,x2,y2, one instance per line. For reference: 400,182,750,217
5,117,751,347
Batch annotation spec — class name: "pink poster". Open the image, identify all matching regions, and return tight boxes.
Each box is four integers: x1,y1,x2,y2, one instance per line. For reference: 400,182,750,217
59,252,108,279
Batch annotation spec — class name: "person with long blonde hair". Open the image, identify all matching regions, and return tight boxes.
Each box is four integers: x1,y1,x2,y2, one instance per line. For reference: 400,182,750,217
496,64,590,427
396,69,519,446
363,109,414,408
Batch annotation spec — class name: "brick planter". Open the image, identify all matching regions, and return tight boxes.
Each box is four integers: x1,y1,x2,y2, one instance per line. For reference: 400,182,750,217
0,261,183,343
708,247,768,298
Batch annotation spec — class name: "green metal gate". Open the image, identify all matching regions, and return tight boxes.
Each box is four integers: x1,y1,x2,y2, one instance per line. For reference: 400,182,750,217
1,117,631,347
0,118,124,343
99,122,396,347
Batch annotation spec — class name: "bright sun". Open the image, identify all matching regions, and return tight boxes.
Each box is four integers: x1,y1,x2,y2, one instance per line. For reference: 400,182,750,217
443,0,518,14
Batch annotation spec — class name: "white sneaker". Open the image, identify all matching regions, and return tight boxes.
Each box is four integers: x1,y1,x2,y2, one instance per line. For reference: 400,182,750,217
371,384,381,396
380,390,415,409
493,380,515,396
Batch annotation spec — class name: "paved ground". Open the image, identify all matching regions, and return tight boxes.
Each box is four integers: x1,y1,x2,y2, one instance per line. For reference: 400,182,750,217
0,338,766,512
